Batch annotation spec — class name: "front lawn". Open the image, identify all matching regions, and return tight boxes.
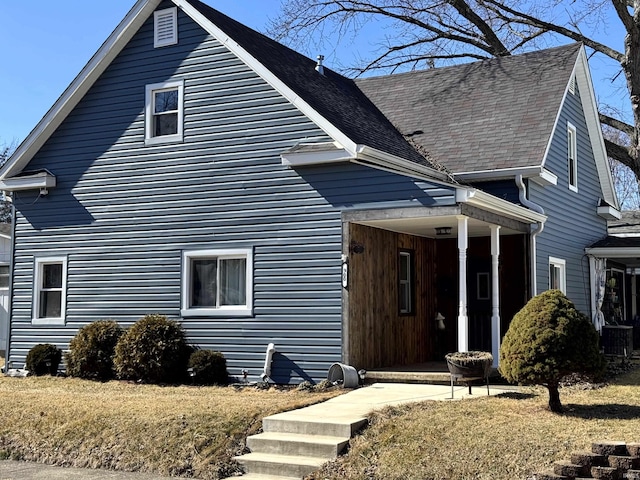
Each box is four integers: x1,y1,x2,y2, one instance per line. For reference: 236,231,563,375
0,374,339,479
308,364,640,480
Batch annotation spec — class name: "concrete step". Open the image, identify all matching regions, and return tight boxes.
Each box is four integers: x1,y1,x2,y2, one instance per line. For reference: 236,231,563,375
262,415,367,437
234,452,326,478
247,431,350,458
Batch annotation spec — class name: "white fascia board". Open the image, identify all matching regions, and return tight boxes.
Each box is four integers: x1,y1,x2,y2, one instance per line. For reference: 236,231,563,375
354,145,451,184
454,166,557,186
458,188,547,224
586,246,640,258
172,0,358,155
597,205,622,220
0,172,56,191
1,0,161,181
281,146,353,166
574,47,620,210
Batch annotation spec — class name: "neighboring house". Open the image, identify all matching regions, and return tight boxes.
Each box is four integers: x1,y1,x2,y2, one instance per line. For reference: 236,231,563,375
0,223,11,355
587,211,640,331
0,0,619,383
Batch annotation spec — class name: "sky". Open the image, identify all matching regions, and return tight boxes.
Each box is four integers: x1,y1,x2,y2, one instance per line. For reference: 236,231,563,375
0,1,630,148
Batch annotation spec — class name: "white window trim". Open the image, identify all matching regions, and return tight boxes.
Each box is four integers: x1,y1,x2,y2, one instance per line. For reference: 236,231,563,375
154,8,178,48
399,250,412,314
145,80,184,145
33,256,68,326
567,122,578,192
181,248,253,317
549,256,566,294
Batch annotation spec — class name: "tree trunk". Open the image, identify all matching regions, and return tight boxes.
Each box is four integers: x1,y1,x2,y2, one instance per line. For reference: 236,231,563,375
547,383,562,413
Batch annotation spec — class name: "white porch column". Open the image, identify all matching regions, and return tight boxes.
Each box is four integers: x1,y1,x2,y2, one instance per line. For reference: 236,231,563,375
490,225,501,367
457,216,469,352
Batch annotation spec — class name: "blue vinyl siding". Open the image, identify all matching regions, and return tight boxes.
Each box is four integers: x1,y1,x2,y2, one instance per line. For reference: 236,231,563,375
529,83,607,314
8,5,456,382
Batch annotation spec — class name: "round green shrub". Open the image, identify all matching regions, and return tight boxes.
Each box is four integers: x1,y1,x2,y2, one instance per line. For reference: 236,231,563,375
65,320,124,381
26,344,62,376
499,289,605,412
113,314,191,384
188,349,228,385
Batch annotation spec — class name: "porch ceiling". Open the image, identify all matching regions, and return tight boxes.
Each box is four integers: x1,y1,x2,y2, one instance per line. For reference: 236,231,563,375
357,215,523,238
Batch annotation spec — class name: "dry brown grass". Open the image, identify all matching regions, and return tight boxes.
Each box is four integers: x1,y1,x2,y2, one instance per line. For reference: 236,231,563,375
306,366,640,480
0,375,340,479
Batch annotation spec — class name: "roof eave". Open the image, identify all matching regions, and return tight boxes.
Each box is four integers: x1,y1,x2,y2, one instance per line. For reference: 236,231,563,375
457,188,547,224
1,0,161,181
454,166,558,186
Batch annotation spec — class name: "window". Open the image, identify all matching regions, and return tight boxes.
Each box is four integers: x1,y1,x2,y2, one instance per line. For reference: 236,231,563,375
567,122,578,191
0,265,9,288
549,257,566,294
154,8,178,48
399,250,414,314
145,80,184,145
182,249,253,317
33,257,67,325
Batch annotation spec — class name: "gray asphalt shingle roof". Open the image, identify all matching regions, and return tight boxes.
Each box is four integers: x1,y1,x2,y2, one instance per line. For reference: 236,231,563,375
189,0,432,168
356,44,581,175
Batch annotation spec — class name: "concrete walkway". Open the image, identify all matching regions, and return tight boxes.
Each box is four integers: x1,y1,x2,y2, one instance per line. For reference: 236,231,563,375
0,382,516,480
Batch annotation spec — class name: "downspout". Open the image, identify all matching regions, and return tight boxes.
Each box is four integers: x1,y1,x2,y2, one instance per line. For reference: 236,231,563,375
516,175,545,298
260,343,276,382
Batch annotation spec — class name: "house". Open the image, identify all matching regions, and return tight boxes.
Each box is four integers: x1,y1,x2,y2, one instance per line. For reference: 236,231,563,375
587,211,640,347
0,223,12,356
1,0,620,383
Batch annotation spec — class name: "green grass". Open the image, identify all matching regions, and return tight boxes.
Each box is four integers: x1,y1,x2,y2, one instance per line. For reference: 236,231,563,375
0,374,340,479
306,366,640,480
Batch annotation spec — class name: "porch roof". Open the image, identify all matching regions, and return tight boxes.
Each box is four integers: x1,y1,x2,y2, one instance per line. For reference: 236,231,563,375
586,236,640,269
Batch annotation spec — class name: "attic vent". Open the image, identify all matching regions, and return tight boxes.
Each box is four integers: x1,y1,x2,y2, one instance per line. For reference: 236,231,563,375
154,8,178,48
568,74,576,95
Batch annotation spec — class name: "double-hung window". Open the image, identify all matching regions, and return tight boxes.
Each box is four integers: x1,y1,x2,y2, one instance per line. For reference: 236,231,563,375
399,250,414,314
549,257,566,294
567,122,578,191
33,257,67,325
145,80,184,145
182,249,253,317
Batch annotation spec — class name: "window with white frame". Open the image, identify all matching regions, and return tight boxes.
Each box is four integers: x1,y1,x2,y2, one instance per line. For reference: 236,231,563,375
549,257,566,294
182,248,253,317
399,250,414,314
567,122,578,191
154,8,178,48
145,80,184,145
33,257,67,325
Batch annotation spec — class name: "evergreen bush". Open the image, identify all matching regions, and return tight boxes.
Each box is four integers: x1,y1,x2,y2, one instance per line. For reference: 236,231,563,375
26,344,62,376
65,320,124,380
499,289,605,412
188,349,228,385
113,314,191,384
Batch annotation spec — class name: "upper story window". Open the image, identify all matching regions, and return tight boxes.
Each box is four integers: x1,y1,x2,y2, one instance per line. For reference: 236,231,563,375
33,256,67,325
399,250,414,314
549,257,566,294
145,80,184,145
567,122,577,192
154,8,178,48
182,248,254,317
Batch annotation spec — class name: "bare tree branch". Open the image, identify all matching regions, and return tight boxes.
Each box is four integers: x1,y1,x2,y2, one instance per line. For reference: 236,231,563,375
600,113,635,138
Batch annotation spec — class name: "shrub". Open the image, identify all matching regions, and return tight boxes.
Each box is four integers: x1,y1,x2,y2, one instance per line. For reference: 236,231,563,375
499,289,606,412
26,344,62,376
113,314,191,384
65,320,124,381
188,349,228,385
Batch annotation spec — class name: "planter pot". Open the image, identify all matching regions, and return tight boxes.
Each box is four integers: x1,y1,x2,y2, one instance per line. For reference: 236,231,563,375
445,351,493,398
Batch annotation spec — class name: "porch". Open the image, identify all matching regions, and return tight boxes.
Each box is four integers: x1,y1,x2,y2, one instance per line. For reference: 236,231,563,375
341,205,538,374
